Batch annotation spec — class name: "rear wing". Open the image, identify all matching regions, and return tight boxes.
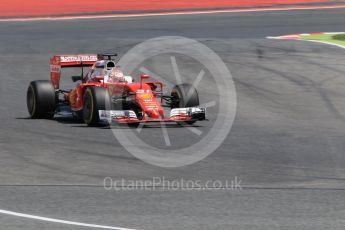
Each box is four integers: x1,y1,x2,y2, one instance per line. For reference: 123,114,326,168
50,54,98,89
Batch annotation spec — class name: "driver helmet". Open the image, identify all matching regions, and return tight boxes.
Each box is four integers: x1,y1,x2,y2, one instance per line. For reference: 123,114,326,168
109,67,125,82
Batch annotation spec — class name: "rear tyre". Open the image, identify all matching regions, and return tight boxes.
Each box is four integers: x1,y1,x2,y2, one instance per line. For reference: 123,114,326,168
27,80,56,119
83,87,108,126
171,83,199,125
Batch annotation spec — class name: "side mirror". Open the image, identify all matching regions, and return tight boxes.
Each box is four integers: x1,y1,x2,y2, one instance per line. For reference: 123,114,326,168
71,75,83,82
140,74,150,80
140,74,150,89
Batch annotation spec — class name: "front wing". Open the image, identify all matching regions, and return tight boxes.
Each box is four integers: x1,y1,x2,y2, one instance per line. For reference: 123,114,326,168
98,107,206,124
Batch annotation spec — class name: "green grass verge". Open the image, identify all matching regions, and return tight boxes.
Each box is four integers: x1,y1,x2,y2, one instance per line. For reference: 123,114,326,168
300,33,345,47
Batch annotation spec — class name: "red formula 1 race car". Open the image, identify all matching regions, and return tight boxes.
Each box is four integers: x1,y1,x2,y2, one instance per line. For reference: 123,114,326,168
26,53,206,126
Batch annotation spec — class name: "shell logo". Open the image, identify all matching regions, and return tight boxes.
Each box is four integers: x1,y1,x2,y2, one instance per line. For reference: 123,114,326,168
139,93,153,100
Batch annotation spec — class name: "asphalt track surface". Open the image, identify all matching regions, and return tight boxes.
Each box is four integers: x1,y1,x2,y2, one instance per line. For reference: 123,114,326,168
1,8,345,230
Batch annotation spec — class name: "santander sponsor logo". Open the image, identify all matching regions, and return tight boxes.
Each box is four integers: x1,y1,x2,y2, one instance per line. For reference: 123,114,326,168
60,55,97,63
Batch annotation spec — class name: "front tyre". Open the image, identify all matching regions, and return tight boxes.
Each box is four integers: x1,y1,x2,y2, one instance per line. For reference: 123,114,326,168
171,83,200,125
171,83,199,108
83,87,108,126
27,80,56,119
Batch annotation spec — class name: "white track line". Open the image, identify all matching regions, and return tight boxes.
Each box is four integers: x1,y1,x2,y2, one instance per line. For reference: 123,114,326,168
1,4,345,22
0,209,137,230
324,32,345,35
266,35,301,39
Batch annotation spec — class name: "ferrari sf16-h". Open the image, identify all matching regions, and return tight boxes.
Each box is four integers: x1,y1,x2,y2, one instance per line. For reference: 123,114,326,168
26,54,206,126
